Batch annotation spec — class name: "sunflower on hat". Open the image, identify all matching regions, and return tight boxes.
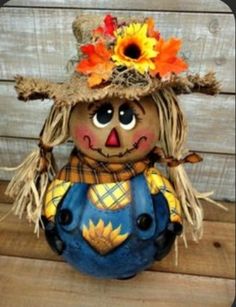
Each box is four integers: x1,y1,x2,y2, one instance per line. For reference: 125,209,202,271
75,15,188,88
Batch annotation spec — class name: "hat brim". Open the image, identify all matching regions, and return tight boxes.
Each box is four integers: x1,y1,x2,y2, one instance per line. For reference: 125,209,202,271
15,72,220,106
56,74,161,105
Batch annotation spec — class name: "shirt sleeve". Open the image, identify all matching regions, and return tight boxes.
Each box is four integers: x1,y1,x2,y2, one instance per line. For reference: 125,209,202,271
144,167,182,223
44,179,72,221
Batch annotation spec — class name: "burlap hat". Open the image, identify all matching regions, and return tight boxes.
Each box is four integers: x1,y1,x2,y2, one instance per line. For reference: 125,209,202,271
15,14,220,107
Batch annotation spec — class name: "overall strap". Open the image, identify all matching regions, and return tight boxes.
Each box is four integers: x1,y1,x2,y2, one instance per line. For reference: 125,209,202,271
131,174,156,240
56,183,89,232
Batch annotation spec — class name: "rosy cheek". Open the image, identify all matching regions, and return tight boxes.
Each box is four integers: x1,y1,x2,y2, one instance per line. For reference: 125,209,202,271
72,125,97,149
133,129,156,151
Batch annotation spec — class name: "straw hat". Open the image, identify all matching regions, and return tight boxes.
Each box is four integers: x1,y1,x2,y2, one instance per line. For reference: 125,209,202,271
15,14,220,107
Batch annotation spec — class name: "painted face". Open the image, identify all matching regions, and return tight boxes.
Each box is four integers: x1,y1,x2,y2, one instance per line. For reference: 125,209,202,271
69,96,160,163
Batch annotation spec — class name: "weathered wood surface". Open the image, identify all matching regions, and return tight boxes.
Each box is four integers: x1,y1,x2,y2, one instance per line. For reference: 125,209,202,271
0,137,234,200
154,221,235,279
0,255,234,307
184,153,235,202
0,202,234,279
0,8,235,92
0,82,235,154
4,0,232,12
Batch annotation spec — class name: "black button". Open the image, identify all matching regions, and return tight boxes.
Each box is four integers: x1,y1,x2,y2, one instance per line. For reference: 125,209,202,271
167,222,183,236
58,209,72,225
137,214,153,230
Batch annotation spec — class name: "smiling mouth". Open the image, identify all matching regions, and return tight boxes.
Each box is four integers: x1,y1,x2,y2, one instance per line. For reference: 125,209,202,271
83,135,147,158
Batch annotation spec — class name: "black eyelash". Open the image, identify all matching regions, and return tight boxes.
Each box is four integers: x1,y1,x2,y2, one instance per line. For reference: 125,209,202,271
136,114,143,122
88,102,112,119
126,104,143,122
88,111,96,119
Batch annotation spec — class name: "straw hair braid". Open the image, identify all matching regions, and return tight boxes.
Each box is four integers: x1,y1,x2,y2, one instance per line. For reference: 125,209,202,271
152,87,225,242
1,105,72,235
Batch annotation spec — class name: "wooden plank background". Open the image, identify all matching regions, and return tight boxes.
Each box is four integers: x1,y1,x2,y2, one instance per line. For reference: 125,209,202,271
0,2,235,306
5,0,232,13
0,8,235,92
0,3,235,201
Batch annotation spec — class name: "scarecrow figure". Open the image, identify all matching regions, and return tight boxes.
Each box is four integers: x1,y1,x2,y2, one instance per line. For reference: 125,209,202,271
4,15,221,279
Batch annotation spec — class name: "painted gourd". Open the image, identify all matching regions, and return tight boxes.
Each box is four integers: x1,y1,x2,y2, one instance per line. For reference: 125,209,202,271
43,96,182,279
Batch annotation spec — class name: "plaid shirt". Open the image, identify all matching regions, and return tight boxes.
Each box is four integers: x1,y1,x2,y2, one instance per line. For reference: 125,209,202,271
46,150,181,223
57,148,151,184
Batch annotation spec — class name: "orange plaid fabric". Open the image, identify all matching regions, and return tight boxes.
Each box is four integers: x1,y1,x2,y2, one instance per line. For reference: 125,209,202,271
57,148,151,184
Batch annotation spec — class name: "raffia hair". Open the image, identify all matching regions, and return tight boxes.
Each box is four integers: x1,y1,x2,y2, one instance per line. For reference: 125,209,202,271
151,88,226,243
2,105,71,235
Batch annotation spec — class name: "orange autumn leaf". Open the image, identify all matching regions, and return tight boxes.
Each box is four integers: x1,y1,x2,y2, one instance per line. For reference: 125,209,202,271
150,37,188,77
76,42,114,87
87,62,114,87
93,14,117,38
146,17,160,40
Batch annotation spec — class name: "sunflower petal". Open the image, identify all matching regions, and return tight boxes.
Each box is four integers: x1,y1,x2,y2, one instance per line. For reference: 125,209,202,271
96,219,105,236
110,225,121,241
89,219,96,238
103,222,112,238
112,21,157,74
112,233,129,246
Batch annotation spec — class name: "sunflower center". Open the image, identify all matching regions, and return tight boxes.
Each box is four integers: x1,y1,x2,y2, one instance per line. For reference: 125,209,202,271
123,43,141,59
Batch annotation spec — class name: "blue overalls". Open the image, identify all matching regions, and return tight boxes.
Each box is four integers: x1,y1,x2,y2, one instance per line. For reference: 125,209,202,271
55,174,170,279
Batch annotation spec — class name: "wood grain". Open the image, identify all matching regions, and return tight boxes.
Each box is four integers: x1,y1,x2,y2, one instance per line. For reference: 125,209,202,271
184,152,235,201
5,0,232,12
0,8,235,92
0,182,11,204
0,82,235,154
202,201,235,223
0,202,234,279
0,137,234,200
154,221,235,279
0,255,234,307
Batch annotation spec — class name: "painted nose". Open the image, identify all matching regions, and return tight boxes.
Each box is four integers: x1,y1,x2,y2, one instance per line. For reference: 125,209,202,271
105,128,120,147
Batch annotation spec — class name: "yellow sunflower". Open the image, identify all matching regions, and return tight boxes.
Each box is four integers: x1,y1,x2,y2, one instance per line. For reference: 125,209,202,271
112,22,158,74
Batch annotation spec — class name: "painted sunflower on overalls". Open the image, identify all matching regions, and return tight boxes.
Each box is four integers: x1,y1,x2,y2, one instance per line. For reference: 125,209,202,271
5,15,221,279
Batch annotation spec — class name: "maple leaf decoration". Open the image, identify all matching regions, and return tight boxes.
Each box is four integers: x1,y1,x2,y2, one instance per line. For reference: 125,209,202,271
93,14,118,38
151,38,188,78
146,18,160,41
76,42,114,88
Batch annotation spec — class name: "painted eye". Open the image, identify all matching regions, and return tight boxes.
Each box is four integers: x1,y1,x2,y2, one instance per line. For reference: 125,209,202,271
119,103,137,130
92,103,113,128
